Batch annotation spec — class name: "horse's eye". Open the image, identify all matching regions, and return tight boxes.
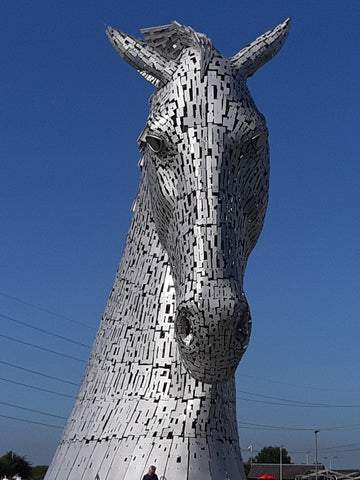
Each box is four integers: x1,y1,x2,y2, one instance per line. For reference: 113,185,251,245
146,135,163,153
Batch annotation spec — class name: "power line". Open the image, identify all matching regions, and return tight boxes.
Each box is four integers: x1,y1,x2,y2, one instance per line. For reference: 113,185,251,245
0,334,87,363
237,372,360,394
237,420,360,434
0,377,77,399
237,420,313,432
0,312,92,348
0,290,96,331
322,442,360,452
1,358,358,412
0,360,80,386
291,442,360,456
236,391,360,408
0,413,63,430
1,346,358,412
321,424,360,432
0,400,67,420
1,286,357,400
1,372,358,434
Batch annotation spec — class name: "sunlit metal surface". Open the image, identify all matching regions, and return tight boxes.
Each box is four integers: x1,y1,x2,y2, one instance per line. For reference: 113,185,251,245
46,19,290,480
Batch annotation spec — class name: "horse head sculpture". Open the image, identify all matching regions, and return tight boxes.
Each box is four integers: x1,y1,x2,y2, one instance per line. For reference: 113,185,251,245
45,21,290,480
106,20,290,384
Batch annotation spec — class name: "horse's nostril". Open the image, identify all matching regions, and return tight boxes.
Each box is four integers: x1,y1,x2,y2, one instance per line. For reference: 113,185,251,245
176,310,194,346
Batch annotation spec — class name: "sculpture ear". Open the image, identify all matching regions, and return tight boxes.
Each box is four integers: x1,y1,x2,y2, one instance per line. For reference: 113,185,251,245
106,26,177,87
230,18,291,78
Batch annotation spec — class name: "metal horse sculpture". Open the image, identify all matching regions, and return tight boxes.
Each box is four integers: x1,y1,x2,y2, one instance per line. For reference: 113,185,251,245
46,20,290,480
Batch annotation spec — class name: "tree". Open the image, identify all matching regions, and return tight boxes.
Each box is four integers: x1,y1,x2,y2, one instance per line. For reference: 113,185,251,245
0,451,32,478
254,446,291,464
29,465,48,480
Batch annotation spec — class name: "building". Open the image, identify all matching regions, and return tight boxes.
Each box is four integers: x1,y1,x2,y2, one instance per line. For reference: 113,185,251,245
248,464,325,480
248,465,360,480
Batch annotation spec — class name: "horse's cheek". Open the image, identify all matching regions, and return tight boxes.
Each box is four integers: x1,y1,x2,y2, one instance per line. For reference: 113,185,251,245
147,167,176,248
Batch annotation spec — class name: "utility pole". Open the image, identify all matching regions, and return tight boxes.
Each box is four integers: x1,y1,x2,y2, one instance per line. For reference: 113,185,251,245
248,445,253,466
324,456,336,471
314,430,320,480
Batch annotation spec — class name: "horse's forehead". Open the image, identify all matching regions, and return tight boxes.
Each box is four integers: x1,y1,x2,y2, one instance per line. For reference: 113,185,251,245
149,55,243,116
173,53,234,89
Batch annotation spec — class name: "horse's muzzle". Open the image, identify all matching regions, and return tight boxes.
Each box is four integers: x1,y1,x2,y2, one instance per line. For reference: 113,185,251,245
174,293,251,384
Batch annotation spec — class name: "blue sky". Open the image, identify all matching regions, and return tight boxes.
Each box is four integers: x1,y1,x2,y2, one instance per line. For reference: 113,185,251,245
1,0,360,471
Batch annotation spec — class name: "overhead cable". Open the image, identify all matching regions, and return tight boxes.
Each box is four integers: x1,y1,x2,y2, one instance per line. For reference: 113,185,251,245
0,400,67,420
0,360,80,386
0,290,96,330
0,376,77,399
0,312,91,348
0,334,87,363
0,413,63,430
236,391,360,408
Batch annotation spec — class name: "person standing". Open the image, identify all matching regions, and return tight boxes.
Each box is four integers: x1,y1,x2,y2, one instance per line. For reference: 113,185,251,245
142,465,159,480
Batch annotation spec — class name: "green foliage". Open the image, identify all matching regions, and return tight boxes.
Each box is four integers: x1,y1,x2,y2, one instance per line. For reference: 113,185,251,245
0,452,48,480
254,446,291,464
0,451,32,478
29,465,48,480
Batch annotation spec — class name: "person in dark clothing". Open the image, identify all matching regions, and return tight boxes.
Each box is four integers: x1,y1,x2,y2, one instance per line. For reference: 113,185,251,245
143,465,159,480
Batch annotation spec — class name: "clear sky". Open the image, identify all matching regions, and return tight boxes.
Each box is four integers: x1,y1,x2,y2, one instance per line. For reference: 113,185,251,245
1,0,359,471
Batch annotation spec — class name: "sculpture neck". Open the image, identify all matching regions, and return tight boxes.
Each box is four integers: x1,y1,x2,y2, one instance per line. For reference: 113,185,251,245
46,174,245,480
